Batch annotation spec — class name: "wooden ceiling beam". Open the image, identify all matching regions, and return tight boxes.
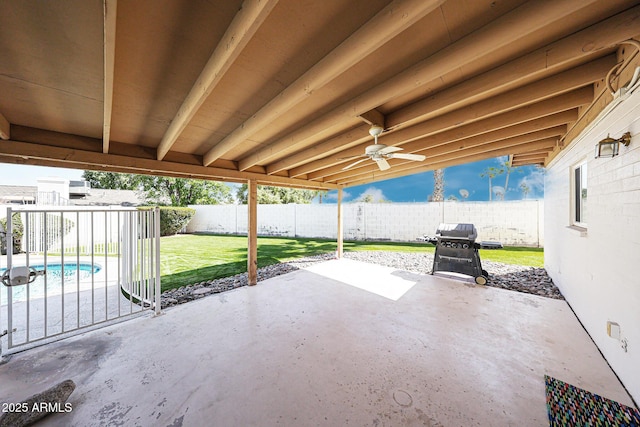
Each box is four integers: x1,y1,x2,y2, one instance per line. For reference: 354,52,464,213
396,132,558,166
267,123,372,175
387,5,640,129
297,76,594,180
388,136,558,175
202,0,445,167
263,3,637,176
513,151,553,159
238,0,601,170
0,112,10,140
511,155,548,163
324,127,565,183
288,88,586,178
340,139,557,187
511,159,546,166
510,156,549,164
263,110,381,176
102,0,117,154
308,110,575,180
0,139,337,190
2,126,335,189
511,160,546,166
290,55,608,178
358,109,385,128
156,0,279,161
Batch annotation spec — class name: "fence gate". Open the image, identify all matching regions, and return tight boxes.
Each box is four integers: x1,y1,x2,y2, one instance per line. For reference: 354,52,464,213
0,207,161,357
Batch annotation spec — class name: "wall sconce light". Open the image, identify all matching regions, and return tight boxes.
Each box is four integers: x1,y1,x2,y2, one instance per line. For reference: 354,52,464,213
594,132,631,158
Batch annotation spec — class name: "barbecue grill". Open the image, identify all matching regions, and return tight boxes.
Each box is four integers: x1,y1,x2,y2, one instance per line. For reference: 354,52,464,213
423,223,501,285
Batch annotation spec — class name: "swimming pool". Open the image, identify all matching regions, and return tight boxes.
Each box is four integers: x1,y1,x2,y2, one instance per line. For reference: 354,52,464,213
0,262,102,303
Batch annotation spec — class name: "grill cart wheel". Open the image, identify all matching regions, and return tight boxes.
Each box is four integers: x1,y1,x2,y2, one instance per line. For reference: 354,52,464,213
475,275,487,285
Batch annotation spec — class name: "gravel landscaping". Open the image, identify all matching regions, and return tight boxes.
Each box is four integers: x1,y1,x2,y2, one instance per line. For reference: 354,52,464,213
160,251,562,308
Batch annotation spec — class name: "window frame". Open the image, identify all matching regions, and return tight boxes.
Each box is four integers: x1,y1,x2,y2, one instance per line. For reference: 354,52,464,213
571,160,588,228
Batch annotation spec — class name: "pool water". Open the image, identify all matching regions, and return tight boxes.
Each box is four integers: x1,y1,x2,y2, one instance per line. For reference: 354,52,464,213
1,263,101,303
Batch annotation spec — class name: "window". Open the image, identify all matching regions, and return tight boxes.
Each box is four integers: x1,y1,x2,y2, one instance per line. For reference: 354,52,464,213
573,162,587,226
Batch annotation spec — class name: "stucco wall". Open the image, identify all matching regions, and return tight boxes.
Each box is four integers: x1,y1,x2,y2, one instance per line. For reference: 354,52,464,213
545,88,640,401
187,200,544,247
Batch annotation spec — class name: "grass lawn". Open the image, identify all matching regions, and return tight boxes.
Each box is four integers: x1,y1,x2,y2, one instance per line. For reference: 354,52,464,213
159,234,543,292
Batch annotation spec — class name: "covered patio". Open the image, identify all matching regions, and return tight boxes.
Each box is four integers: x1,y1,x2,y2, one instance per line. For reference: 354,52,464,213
1,0,640,283
1,0,640,423
0,259,633,425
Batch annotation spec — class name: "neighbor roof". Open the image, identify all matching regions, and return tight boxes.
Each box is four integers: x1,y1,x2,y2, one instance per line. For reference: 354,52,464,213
69,189,144,207
0,185,37,204
0,0,638,189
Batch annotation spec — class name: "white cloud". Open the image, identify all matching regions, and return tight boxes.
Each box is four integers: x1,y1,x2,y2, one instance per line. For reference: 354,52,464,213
356,187,387,202
325,190,352,201
495,155,509,165
518,168,545,198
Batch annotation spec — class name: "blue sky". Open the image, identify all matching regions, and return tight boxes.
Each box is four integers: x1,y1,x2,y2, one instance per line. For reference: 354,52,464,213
325,156,545,203
0,156,544,202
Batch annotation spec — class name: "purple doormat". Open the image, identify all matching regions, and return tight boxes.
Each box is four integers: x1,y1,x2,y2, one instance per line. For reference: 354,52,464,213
545,375,640,426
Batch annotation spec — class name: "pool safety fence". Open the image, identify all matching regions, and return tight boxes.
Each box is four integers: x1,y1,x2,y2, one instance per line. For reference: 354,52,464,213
0,207,161,356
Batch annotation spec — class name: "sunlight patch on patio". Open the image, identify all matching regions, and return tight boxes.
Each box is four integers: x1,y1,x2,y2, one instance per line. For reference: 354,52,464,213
304,258,418,301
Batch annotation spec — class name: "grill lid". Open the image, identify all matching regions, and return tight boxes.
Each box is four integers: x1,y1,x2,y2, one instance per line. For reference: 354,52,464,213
435,223,477,241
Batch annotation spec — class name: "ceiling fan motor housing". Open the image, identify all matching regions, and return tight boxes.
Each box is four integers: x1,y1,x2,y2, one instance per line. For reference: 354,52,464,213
365,144,387,155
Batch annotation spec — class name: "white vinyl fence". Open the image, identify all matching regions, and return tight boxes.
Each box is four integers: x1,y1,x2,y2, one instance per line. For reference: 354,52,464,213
187,200,544,247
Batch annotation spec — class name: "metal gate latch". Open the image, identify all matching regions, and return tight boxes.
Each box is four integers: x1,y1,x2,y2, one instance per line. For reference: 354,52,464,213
1,266,46,287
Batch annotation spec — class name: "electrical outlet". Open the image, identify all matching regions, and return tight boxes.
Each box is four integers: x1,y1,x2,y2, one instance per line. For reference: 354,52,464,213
607,321,621,340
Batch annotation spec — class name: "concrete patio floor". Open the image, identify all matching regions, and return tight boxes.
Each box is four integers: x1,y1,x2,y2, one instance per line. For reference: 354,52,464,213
0,258,635,426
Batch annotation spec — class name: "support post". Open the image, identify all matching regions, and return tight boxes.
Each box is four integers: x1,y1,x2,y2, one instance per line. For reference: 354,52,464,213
247,180,258,285
154,207,161,314
336,188,343,258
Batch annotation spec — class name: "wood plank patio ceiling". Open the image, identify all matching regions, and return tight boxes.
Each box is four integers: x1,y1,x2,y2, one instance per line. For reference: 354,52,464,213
0,0,639,189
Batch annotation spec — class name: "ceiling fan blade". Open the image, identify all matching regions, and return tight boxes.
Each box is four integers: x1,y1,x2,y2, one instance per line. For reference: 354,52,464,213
375,158,391,171
377,146,403,155
389,153,426,161
342,158,370,170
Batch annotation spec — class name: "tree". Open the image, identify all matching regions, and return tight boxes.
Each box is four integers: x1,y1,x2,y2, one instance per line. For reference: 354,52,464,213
139,176,233,206
82,171,232,206
235,184,318,204
480,166,502,201
480,161,521,201
520,182,531,199
502,162,520,199
431,168,445,201
82,171,141,190
315,190,329,204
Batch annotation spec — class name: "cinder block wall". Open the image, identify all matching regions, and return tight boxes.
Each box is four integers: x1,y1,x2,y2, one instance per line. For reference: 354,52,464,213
187,200,544,246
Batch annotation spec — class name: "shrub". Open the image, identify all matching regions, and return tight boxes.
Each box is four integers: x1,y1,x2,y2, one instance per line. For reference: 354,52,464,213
139,207,196,237
160,207,195,236
0,213,24,254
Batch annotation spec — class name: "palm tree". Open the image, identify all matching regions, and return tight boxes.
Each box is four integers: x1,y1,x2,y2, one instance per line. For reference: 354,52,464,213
431,168,445,201
480,167,501,201
502,162,520,199
314,190,328,204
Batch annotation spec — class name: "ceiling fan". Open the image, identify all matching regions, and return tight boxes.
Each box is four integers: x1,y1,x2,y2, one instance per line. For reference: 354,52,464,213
342,125,426,171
